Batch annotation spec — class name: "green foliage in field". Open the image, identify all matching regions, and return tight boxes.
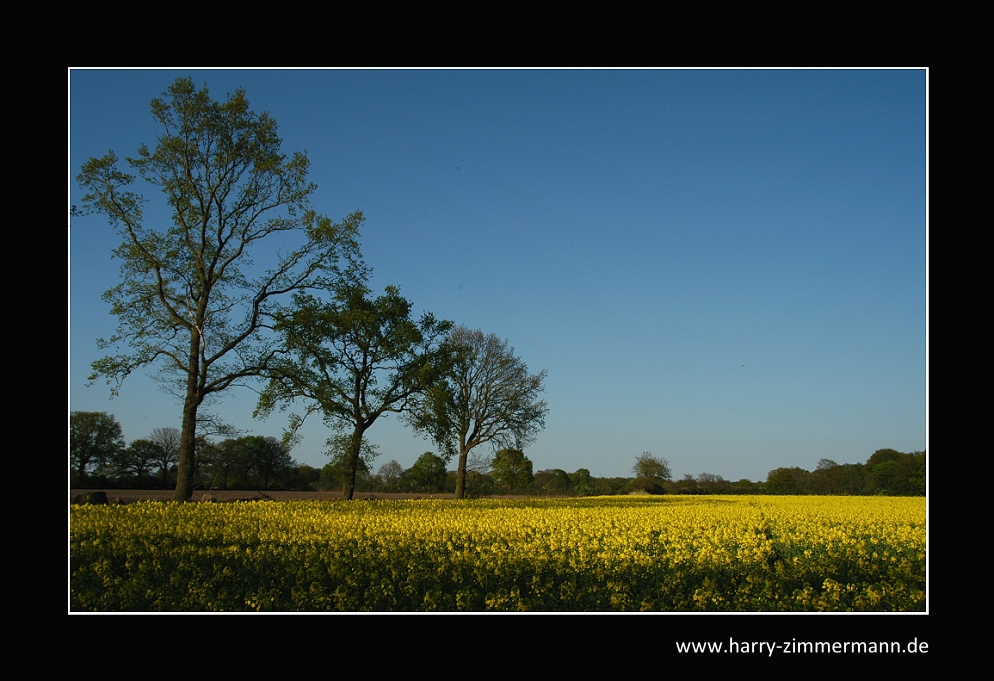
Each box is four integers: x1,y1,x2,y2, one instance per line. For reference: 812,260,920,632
71,496,925,612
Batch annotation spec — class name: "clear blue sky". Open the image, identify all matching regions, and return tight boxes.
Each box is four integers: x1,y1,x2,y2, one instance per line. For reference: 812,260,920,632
69,68,927,482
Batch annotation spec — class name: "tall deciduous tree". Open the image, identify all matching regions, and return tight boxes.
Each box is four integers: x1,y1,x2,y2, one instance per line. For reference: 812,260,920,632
257,276,454,500
75,78,360,500
409,326,548,498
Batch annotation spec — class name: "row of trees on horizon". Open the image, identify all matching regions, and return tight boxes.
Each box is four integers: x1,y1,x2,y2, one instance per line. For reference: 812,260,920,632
70,411,925,497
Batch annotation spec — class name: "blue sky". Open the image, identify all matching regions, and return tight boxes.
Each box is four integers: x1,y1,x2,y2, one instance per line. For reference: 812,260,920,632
69,68,927,482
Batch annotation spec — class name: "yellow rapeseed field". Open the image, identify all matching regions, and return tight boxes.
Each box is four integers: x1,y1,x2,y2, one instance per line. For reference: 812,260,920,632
70,495,925,612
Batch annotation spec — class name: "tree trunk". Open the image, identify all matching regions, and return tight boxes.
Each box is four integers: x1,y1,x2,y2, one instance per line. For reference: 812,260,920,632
341,428,363,501
173,398,199,501
173,332,201,502
454,446,469,499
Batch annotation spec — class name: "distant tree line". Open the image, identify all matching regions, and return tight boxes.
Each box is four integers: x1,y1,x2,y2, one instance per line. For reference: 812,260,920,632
625,450,925,497
762,449,925,496
71,411,305,491
71,411,924,497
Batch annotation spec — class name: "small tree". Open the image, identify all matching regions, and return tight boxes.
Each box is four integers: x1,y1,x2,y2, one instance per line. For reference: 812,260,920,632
70,411,125,484
200,438,244,489
148,427,182,485
242,436,295,490
114,438,160,486
632,452,671,494
376,460,405,491
257,274,453,500
491,448,534,494
404,452,449,493
408,326,548,498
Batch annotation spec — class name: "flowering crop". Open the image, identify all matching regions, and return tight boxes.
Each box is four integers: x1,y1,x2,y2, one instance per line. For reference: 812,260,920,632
70,495,925,611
